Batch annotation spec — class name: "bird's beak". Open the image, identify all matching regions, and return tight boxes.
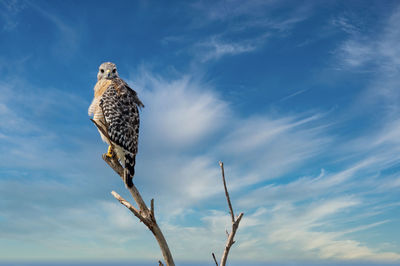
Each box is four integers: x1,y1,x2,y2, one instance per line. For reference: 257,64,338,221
106,69,111,78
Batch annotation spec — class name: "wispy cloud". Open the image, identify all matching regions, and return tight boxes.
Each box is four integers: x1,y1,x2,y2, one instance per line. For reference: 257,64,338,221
232,111,400,261
331,14,362,35
196,34,269,61
198,38,258,60
0,0,26,31
130,67,229,150
26,1,81,57
335,6,400,112
190,0,311,30
163,1,314,62
190,0,277,22
238,159,371,208
266,199,400,261
279,88,310,102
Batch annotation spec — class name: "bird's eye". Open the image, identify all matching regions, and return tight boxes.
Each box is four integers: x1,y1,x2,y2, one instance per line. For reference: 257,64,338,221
112,69,116,73
100,69,104,73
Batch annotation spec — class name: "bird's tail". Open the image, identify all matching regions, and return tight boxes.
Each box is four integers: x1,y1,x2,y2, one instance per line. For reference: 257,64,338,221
124,153,136,188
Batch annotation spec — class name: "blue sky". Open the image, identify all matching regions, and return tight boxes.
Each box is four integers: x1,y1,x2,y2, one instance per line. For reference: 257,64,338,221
1,0,400,264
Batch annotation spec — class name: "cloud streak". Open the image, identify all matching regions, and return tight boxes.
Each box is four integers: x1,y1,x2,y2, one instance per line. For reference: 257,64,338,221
196,35,268,61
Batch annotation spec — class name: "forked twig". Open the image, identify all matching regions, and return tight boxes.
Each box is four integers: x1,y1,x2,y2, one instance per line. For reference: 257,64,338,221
212,161,244,266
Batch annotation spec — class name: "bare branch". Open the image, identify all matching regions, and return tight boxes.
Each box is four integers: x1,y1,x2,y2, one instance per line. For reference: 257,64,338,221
111,191,145,223
219,161,235,223
103,155,148,213
220,211,244,265
102,153,124,176
103,154,175,265
214,161,244,266
212,253,218,266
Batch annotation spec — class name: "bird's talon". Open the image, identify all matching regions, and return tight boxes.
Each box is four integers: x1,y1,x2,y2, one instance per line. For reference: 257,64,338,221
106,146,114,158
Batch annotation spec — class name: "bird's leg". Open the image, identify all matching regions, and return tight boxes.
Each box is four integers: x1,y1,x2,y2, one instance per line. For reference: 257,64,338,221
106,145,114,158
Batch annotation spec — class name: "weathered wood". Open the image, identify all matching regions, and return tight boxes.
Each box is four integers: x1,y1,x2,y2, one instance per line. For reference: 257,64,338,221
220,212,244,266
110,190,174,266
106,156,175,266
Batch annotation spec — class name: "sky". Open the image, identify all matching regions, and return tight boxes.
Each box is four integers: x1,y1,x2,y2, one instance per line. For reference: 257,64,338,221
0,0,400,265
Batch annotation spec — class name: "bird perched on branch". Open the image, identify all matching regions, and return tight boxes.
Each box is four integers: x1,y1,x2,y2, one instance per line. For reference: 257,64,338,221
88,62,144,187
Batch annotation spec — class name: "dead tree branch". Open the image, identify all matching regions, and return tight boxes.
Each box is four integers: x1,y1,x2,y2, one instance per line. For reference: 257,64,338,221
212,252,218,265
212,161,244,266
220,161,235,223
91,119,175,266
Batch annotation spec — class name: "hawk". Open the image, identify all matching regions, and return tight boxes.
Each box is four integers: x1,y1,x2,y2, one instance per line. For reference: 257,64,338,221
88,62,144,187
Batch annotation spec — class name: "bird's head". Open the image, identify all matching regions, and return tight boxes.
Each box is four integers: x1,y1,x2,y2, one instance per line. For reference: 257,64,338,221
97,62,119,80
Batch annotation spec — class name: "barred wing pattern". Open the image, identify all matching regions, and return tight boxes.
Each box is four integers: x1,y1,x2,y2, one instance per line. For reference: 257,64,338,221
99,78,143,187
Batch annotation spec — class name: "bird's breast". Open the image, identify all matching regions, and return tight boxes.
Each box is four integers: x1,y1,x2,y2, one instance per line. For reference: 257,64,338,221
94,79,113,98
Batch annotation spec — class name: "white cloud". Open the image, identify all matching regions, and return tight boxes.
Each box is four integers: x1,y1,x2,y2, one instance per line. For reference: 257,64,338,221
196,35,268,61
336,6,400,113
279,88,310,102
167,1,314,62
238,159,370,208
336,8,400,70
331,15,361,35
372,119,400,147
131,69,229,150
191,0,311,31
219,114,323,154
266,199,400,261
216,113,332,188
230,112,400,262
339,39,374,67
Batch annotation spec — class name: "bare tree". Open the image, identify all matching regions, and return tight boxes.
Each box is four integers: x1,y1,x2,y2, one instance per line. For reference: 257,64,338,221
212,162,244,266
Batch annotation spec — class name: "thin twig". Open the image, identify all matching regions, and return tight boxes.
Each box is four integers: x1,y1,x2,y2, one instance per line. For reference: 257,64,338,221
212,253,218,266
212,161,244,266
111,191,145,224
219,161,235,223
